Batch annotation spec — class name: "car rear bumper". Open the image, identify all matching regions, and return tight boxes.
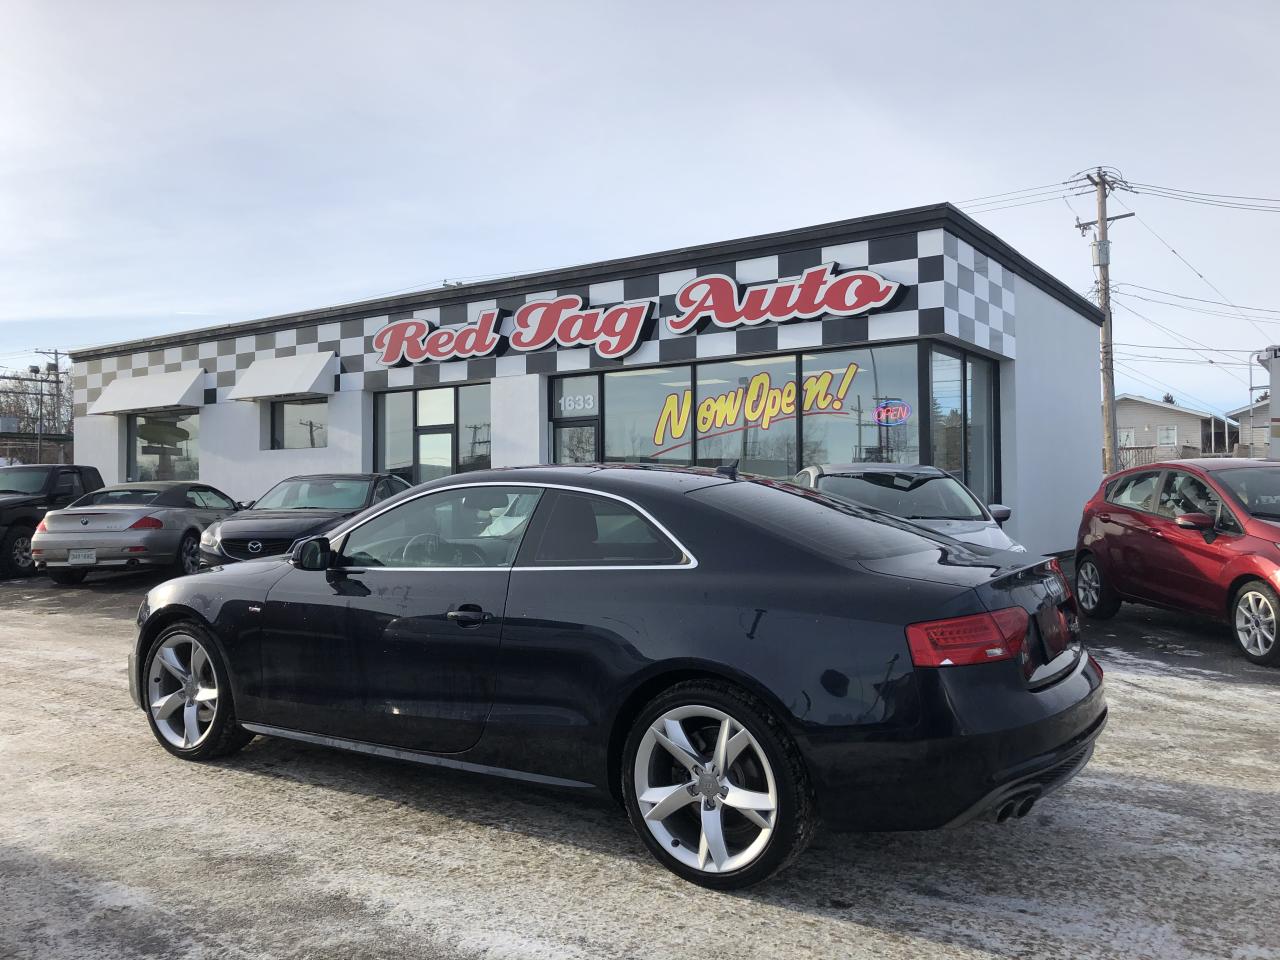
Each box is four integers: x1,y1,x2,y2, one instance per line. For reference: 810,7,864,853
33,531,179,568
805,654,1107,832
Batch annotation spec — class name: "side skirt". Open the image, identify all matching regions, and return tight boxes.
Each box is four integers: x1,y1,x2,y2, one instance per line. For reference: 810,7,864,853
240,722,595,790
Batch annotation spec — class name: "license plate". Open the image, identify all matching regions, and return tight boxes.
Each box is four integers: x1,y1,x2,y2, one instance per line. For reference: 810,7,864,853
67,549,96,565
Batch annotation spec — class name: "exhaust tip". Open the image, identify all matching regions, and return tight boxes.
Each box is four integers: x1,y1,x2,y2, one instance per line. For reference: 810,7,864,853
995,801,1015,823
1014,796,1036,819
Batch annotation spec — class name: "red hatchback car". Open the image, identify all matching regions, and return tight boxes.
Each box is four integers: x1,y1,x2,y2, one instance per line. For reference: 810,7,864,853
1075,458,1280,666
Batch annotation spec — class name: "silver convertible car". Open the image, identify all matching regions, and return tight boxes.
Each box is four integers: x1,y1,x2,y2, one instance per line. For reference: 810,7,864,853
32,481,240,585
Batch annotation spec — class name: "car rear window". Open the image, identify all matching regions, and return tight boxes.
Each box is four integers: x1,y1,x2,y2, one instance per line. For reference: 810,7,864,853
72,488,163,506
689,480,942,560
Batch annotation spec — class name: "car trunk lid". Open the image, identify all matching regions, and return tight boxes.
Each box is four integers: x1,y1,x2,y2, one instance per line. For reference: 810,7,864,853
43,506,156,533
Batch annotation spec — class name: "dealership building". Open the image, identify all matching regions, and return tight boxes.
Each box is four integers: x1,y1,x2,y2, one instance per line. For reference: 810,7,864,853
71,204,1103,555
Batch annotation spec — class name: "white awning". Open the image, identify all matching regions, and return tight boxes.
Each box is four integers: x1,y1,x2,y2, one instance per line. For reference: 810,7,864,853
88,368,205,415
226,352,338,401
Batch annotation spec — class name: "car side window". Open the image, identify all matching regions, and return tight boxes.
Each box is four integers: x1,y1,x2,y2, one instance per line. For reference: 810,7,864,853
373,479,399,502
1106,471,1160,512
183,489,205,508
1157,471,1240,533
339,486,542,569
528,491,685,567
53,471,83,498
196,487,237,510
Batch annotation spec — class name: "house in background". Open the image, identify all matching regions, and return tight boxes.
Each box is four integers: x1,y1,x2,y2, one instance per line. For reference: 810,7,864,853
1226,396,1269,455
1113,394,1237,468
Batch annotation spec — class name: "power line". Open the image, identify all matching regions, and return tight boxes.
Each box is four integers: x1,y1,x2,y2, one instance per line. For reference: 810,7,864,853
956,182,1070,205
1112,360,1237,418
1114,341,1257,352
1113,283,1280,315
1111,300,1249,386
1130,181,1280,204
1110,194,1274,341
1113,291,1280,323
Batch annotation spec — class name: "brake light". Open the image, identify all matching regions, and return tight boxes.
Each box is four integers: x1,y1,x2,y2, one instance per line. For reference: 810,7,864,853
35,519,47,533
1089,654,1104,679
129,516,163,530
905,607,1030,667
1048,556,1074,603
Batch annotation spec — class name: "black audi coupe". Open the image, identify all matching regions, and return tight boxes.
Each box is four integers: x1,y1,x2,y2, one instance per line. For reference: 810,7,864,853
129,464,1106,888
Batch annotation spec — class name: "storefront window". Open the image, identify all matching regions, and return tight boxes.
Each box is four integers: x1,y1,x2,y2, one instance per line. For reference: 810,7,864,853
931,349,965,478
547,344,995,489
376,392,414,482
456,383,491,472
129,411,199,481
966,356,996,502
801,346,919,467
695,356,797,476
604,367,692,464
271,398,328,449
376,384,490,482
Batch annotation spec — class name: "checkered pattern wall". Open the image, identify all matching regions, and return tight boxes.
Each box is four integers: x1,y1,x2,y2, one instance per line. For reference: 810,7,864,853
72,227,1016,416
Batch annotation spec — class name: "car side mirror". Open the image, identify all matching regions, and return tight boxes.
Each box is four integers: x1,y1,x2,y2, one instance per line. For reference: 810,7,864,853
293,536,332,571
988,504,1012,523
1175,512,1214,531
239,500,254,510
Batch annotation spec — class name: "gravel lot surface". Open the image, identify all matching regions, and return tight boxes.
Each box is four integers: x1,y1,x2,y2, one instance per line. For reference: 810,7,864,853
2,569,1278,960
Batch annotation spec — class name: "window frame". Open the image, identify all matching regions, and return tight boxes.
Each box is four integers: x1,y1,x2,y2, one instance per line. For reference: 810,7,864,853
373,383,492,482
518,488,686,568
270,397,329,450
328,481,698,572
1156,424,1178,447
1155,468,1242,534
545,342,999,499
1105,469,1163,513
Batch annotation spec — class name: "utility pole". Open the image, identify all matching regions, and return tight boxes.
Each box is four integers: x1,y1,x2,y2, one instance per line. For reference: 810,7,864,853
1076,169,1134,475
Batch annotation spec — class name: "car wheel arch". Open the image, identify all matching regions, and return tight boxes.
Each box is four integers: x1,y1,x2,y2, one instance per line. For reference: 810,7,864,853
603,660,802,805
1227,574,1274,622
135,605,223,696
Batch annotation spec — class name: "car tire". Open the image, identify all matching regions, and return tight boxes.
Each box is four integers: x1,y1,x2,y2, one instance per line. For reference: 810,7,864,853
0,524,36,578
621,679,815,889
48,568,88,586
1231,581,1280,666
174,531,201,576
1075,553,1120,619
142,620,254,761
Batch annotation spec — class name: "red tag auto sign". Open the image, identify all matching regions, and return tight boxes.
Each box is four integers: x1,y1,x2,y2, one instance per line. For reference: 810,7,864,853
373,264,901,366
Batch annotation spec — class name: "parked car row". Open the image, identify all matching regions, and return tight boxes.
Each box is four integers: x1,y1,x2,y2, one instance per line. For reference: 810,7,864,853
0,463,411,585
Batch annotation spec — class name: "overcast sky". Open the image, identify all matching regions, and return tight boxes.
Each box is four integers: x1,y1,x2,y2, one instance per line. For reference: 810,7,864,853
2,0,1277,418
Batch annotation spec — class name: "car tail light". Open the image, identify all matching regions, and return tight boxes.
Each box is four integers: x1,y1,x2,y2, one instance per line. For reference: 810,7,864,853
1089,653,1104,679
1048,556,1074,604
35,520,47,533
905,607,1030,667
129,515,163,530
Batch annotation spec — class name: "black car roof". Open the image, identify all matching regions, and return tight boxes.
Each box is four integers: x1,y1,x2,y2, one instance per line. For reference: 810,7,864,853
412,463,733,501
279,473,382,482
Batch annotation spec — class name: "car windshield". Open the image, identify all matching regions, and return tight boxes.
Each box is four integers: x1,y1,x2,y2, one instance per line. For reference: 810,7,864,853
0,466,52,495
1213,466,1280,520
253,478,372,510
73,488,162,506
816,472,986,521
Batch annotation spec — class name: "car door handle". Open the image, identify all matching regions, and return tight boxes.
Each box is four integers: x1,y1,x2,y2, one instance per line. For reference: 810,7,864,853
1097,513,1111,522
446,604,493,627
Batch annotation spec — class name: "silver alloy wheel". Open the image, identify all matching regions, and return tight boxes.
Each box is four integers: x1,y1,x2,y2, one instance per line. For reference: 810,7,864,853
1235,590,1276,657
634,705,777,874
180,535,200,575
11,534,33,570
1077,560,1101,611
147,633,219,749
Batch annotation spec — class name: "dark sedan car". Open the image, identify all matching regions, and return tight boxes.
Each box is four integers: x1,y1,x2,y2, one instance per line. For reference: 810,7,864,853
199,472,411,565
1076,458,1280,665
130,465,1105,888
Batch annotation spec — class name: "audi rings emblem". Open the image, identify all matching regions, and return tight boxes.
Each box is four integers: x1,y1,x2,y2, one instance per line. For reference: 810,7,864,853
247,540,263,554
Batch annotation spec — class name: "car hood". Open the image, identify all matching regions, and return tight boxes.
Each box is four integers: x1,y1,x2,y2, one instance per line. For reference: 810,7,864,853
215,509,352,539
908,518,1024,552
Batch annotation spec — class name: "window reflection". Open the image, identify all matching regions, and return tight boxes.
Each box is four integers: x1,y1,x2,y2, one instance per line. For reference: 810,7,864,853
130,411,199,481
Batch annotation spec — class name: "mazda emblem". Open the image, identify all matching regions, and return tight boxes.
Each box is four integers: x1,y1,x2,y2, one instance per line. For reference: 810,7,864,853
247,540,263,554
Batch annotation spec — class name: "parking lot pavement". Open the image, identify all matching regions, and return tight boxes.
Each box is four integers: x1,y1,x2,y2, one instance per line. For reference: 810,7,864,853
2,573,1278,960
